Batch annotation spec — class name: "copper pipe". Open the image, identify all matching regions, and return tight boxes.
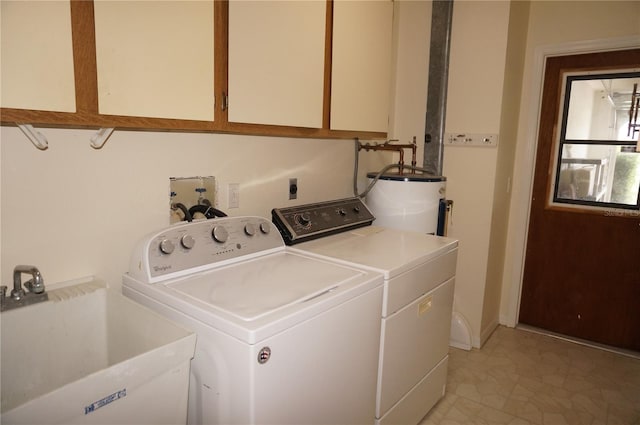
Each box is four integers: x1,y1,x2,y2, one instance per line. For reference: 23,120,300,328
358,137,418,176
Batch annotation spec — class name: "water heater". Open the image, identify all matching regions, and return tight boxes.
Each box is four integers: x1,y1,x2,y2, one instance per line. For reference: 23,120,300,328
365,173,446,235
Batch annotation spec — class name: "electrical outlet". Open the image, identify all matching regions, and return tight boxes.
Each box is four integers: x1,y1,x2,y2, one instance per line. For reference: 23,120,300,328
445,133,498,147
289,178,298,200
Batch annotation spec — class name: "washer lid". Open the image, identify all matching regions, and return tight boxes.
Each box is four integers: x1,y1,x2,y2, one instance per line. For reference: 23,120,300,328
169,251,357,321
124,250,382,343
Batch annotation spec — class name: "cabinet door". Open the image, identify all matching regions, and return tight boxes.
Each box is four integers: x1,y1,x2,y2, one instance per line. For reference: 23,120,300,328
228,1,326,128
0,0,76,112
331,0,393,133
93,1,214,121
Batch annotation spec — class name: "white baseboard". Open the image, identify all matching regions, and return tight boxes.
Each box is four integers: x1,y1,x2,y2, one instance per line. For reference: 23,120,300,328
478,319,500,348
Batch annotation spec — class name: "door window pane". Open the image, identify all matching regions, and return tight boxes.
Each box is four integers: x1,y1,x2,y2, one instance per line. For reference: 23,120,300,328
564,74,640,141
551,70,640,211
556,144,640,206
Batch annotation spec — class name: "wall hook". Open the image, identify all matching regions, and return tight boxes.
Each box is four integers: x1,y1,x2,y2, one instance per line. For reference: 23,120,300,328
90,127,115,149
17,124,48,150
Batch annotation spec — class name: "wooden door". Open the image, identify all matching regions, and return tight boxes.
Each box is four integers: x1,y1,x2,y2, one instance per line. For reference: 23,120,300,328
519,49,640,352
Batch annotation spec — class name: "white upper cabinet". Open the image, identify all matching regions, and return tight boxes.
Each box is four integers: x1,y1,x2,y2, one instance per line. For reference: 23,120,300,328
0,0,76,112
331,0,393,132
1,0,392,136
228,1,326,128
93,1,215,121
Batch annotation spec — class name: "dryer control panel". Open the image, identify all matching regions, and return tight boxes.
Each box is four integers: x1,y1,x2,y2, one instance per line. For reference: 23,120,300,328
272,197,375,245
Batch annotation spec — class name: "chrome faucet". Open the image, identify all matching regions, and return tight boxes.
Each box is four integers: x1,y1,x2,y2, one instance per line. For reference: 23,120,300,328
1,265,48,312
14,265,45,297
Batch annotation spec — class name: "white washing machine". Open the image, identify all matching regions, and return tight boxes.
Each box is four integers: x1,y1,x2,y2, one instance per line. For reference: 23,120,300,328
273,198,458,425
122,216,383,425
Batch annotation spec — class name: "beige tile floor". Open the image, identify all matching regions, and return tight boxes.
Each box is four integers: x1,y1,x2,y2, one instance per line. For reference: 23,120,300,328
420,326,640,425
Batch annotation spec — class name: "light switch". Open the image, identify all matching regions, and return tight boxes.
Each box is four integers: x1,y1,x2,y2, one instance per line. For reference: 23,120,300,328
228,183,240,209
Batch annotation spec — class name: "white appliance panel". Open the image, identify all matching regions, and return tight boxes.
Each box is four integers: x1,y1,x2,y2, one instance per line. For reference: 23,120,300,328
169,251,358,320
376,278,454,417
124,278,383,425
376,356,449,425
124,251,380,345
382,248,457,316
252,285,383,424
297,226,457,279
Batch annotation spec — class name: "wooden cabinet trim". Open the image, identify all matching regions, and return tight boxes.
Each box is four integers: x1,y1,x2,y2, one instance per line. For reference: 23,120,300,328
0,0,387,140
214,0,228,127
70,0,98,114
322,0,334,129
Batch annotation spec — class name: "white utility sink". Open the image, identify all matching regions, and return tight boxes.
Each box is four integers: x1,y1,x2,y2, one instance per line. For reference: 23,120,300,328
1,277,196,424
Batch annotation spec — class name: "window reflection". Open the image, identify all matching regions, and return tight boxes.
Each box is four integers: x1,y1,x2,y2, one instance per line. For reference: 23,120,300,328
557,144,640,206
552,70,640,210
565,75,640,141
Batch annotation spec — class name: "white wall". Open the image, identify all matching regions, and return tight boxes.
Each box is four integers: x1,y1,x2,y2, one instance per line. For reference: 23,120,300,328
358,0,432,189
388,0,431,153
483,0,529,343
1,128,380,290
443,0,511,347
500,1,640,326
372,0,517,348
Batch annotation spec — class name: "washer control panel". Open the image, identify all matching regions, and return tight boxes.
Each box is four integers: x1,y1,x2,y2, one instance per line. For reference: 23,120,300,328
272,197,375,245
128,216,281,283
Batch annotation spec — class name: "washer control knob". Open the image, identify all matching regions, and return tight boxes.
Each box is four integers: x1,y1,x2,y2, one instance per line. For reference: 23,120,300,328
338,208,347,216
260,222,271,234
159,239,175,255
353,205,361,213
181,234,195,249
212,226,228,243
244,223,256,236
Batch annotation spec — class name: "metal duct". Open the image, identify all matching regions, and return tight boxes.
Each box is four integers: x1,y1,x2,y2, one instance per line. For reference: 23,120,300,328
423,0,454,176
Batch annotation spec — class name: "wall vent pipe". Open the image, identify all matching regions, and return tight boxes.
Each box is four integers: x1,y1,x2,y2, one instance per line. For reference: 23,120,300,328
423,0,454,176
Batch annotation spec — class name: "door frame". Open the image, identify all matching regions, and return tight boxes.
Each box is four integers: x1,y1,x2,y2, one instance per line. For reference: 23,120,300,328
501,35,640,328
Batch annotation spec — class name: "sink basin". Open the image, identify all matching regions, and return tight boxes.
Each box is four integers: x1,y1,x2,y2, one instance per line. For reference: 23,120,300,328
1,277,196,424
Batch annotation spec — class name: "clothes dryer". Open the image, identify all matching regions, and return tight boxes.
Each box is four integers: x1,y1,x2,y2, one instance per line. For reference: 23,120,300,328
273,198,457,425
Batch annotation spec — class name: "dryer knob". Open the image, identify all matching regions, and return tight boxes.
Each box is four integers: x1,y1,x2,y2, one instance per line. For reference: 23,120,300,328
296,212,311,226
159,239,175,255
212,226,228,243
